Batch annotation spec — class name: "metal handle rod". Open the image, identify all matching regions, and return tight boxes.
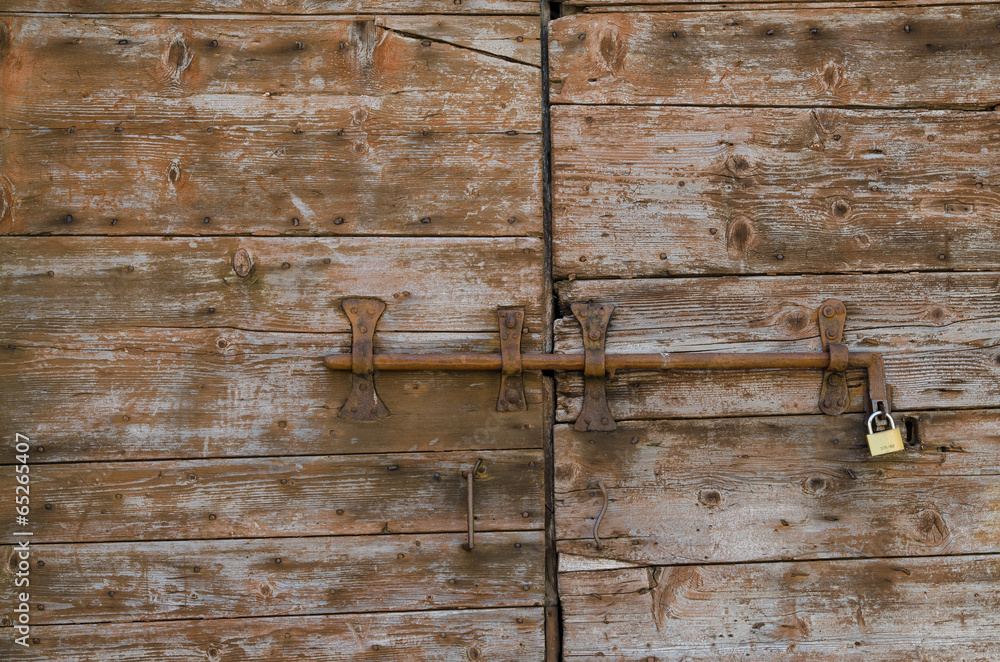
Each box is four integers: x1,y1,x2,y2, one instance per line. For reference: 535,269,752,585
461,459,482,551
325,350,880,372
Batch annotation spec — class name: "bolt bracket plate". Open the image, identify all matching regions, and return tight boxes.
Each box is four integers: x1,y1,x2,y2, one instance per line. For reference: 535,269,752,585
339,298,390,421
497,308,526,412
572,302,616,432
818,298,849,415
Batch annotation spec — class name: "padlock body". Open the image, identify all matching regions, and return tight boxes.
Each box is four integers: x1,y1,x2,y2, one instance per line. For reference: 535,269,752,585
867,427,905,456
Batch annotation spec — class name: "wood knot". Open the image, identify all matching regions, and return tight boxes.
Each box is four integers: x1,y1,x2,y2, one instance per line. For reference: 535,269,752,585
915,509,949,546
831,199,852,218
820,60,845,91
804,475,830,495
232,248,254,278
596,26,627,73
725,216,757,258
779,307,812,336
724,154,753,178
163,34,194,83
166,162,182,185
698,489,722,507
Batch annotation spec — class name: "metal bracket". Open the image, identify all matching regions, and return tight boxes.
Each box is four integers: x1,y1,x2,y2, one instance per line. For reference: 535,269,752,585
572,302,616,432
865,353,894,421
818,298,849,415
338,298,390,421
497,308,525,412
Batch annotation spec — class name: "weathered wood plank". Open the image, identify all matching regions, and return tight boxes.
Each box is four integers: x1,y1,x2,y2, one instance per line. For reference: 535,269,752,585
375,16,541,66
553,106,1000,278
555,273,1000,420
1,609,545,661
0,237,544,334
555,411,1000,567
0,0,540,14
560,555,1000,660
0,329,545,461
571,0,1000,7
0,532,544,624
0,450,544,543
550,8,1000,108
0,17,540,236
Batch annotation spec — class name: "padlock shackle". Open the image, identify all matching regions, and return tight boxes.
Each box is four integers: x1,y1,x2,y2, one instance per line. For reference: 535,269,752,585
866,410,896,434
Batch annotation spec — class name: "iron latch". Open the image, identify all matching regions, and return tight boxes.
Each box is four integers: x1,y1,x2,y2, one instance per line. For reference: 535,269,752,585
324,298,893,433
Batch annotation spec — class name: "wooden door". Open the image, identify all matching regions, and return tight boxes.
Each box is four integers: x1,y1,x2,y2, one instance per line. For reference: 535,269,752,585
550,4,1000,661
0,4,548,660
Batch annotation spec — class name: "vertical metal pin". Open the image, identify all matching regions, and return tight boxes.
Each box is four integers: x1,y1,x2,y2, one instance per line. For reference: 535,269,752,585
461,459,483,551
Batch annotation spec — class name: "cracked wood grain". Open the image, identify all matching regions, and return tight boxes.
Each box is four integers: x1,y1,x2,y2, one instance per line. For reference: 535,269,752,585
560,554,1000,660
550,8,1000,108
0,0,540,14
552,106,1000,278
0,532,544,625
0,450,544,543
554,411,1000,566
0,329,546,462
554,273,1000,420
14,609,543,661
0,17,541,236
8,609,545,661
0,237,544,335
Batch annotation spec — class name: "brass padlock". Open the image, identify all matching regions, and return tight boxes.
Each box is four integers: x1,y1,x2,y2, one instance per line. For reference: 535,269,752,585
866,411,905,456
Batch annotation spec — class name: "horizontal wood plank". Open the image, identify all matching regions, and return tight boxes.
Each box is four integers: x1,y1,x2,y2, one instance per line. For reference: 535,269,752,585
0,17,540,236
553,106,1000,278
555,273,1000,420
0,450,543,543
0,237,544,334
0,532,544,624
550,8,1000,108
569,0,1000,7
560,554,1000,660
1,329,545,461
0,0,539,14
555,411,1000,566
376,16,541,66
2,609,545,661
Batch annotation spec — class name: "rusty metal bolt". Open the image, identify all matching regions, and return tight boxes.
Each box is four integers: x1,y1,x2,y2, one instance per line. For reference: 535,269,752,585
825,328,838,339
822,305,836,318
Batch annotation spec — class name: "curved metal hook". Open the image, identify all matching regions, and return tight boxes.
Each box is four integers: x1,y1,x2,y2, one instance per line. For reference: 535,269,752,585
593,479,608,550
